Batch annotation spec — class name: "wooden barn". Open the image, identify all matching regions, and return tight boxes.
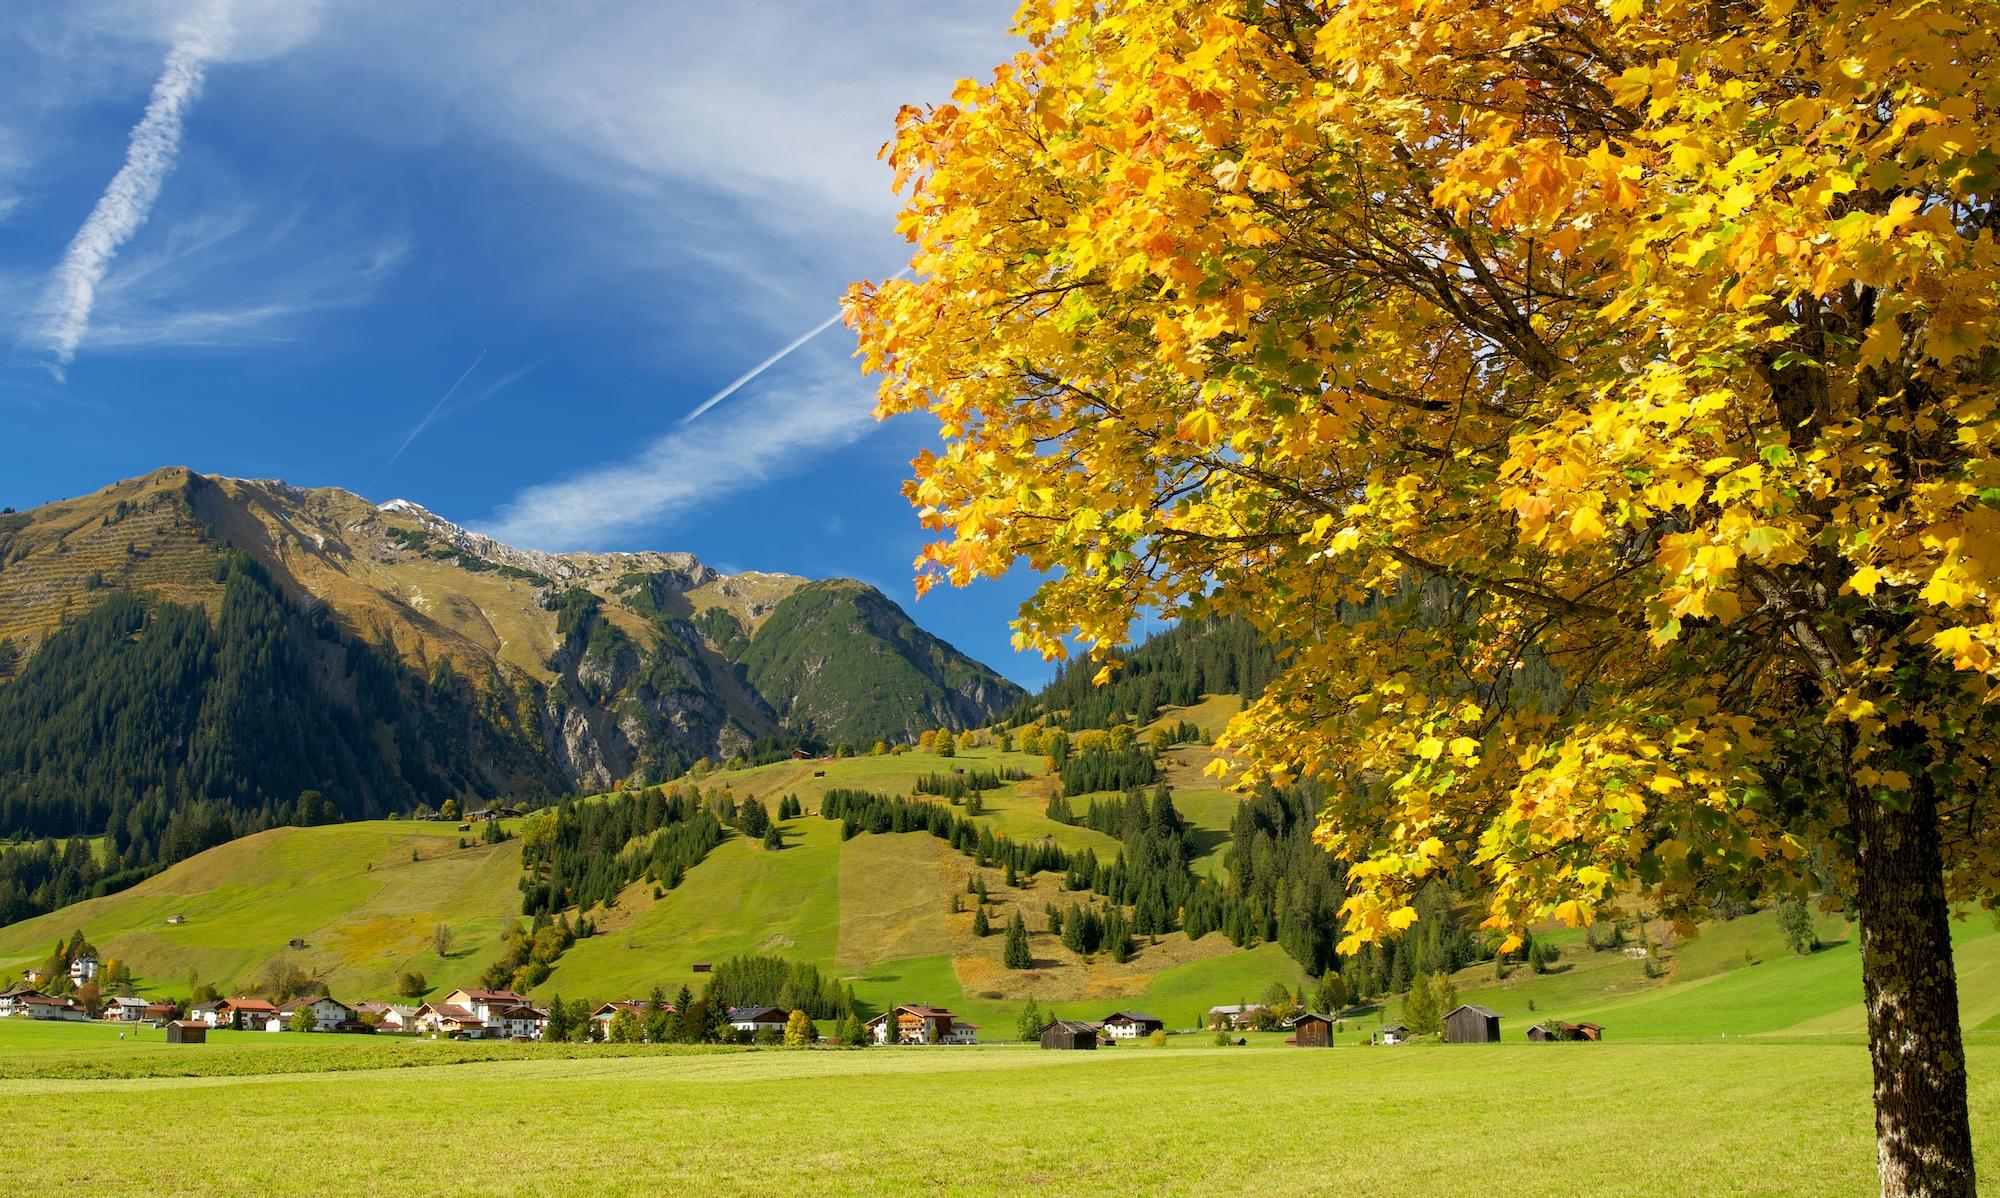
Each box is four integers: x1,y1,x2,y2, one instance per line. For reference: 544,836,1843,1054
1039,1019,1098,1050
1526,1023,1561,1042
165,1020,207,1044
1288,1012,1335,1048
1444,1004,1502,1043
1574,1023,1604,1041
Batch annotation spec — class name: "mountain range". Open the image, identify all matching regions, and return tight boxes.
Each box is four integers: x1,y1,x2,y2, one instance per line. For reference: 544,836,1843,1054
0,467,1023,832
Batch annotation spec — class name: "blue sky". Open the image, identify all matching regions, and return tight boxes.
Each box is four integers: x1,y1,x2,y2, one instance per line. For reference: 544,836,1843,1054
0,0,1066,688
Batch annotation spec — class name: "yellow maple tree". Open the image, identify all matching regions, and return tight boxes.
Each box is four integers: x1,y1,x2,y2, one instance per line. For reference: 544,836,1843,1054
850,2,1998,1192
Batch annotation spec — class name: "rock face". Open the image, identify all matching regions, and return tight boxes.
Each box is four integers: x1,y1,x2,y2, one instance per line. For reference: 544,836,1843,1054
0,468,1026,795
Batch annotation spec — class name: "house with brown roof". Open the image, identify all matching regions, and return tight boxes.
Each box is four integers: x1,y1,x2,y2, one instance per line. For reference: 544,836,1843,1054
1100,1010,1166,1040
277,996,354,1032
211,998,278,1030
440,988,530,1023
0,985,52,1017
864,1004,960,1045
21,995,89,1022
490,1005,549,1040
591,1000,652,1036
412,1002,487,1037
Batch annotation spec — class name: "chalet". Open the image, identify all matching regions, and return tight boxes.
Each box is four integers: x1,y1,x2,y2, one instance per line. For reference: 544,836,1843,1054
939,1021,979,1045
0,985,51,1017
728,1005,791,1037
1206,1004,1265,1030
165,1020,207,1044
21,995,89,1022
68,953,99,985
1288,1012,1335,1048
1444,1004,1502,1044
790,749,813,760
490,1005,549,1040
166,914,187,925
352,1001,418,1031
1378,1024,1408,1045
277,996,354,1032
213,998,278,1030
412,1003,486,1037
864,1004,960,1045
591,1000,651,1035
1039,1019,1098,1050
1100,1010,1166,1040
440,988,530,1023
102,996,149,1022
142,1002,177,1024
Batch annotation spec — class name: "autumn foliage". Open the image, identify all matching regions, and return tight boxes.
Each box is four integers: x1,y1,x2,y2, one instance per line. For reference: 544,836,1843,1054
852,2,1996,1190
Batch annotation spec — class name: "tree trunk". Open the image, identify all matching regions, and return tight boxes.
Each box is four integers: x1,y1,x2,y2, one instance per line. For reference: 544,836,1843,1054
1851,774,1976,1197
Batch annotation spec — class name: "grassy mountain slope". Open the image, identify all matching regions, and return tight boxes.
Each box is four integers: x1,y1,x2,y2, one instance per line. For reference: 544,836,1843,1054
740,580,1026,746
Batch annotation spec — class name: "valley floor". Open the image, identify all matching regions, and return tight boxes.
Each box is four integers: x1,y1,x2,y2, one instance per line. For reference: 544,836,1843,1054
2,1021,1996,1197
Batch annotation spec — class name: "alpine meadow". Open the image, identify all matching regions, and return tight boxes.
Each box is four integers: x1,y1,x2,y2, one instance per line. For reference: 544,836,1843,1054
3,2,1998,1198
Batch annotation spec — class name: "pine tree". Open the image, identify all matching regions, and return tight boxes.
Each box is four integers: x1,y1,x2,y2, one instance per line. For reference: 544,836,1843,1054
1015,996,1044,1042
972,905,990,937
1003,912,1032,969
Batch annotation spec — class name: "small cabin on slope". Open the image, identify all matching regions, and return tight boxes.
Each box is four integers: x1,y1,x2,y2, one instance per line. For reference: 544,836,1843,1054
165,1020,207,1044
1039,1019,1098,1050
1444,1004,1502,1043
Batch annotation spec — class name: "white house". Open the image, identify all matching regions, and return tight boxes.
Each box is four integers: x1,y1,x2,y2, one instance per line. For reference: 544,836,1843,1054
277,996,354,1032
0,986,51,1017
439,988,529,1023
413,1002,487,1037
1206,1004,1266,1030
726,1005,789,1036
68,954,99,986
864,1004,962,1045
101,996,148,1022
938,1021,979,1045
1379,1024,1408,1045
21,995,89,1022
489,1005,549,1040
1099,1010,1166,1040
353,1001,417,1030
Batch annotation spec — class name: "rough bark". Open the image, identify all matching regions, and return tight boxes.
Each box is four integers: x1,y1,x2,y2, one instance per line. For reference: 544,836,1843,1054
1851,764,1977,1198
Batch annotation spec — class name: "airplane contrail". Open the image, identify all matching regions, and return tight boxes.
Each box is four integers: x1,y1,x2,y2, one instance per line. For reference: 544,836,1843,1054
682,267,910,424
378,351,485,479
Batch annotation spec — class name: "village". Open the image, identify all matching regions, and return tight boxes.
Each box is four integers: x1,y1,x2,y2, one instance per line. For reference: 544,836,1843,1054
1,943,1611,1048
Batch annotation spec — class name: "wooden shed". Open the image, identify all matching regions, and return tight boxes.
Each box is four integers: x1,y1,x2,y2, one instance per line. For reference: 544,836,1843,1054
1574,1022,1604,1041
1289,1012,1335,1048
1444,1004,1502,1043
165,1020,207,1044
1039,1019,1098,1050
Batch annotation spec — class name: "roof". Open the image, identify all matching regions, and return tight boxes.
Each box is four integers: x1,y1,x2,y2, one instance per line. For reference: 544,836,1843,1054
1287,1011,1334,1026
866,1003,955,1025
1448,1004,1502,1019
279,997,353,1016
591,1000,649,1017
1206,1004,1263,1014
1040,1019,1098,1035
221,998,277,1012
1102,1010,1164,1024
1380,1024,1408,1034
492,1006,549,1021
449,988,528,1003
726,1005,788,1022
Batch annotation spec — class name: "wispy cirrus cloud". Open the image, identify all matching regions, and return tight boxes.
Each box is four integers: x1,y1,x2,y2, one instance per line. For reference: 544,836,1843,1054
481,366,879,550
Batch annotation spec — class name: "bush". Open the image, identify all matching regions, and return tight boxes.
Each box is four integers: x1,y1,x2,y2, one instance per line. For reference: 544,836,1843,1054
753,1026,783,1046
1213,1031,1232,1047
1147,1029,1167,1047
397,971,427,998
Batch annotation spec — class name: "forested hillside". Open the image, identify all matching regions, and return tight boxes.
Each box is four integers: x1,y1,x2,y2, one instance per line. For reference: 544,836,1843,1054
1007,615,1277,729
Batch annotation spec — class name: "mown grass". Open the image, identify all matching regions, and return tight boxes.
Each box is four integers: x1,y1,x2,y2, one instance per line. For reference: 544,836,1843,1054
0,1023,1992,1197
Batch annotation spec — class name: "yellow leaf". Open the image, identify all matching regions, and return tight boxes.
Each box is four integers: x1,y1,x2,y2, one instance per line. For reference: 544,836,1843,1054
1386,906,1419,931
1847,565,1880,596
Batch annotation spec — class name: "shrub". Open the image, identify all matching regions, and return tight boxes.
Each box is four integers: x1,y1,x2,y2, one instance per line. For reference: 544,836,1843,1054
1147,1029,1167,1047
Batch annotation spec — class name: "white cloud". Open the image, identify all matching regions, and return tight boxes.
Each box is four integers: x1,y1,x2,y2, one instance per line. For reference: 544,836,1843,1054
14,0,335,377
480,367,880,550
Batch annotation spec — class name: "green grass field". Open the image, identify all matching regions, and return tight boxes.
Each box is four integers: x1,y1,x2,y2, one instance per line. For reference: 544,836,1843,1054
0,1019,1993,1196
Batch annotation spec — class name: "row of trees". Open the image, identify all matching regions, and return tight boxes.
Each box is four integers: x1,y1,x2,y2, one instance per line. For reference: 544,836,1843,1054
517,786,724,917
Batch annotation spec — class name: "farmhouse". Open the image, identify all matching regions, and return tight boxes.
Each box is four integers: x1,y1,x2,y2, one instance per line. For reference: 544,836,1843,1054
1288,1012,1335,1048
142,1002,177,1023
68,952,99,985
165,1020,207,1044
352,1001,418,1030
864,1004,961,1045
212,998,278,1030
1039,1019,1099,1050
1444,1004,1503,1044
1378,1024,1408,1045
490,1005,549,1040
440,988,530,1023
0,985,52,1017
278,996,354,1032
591,1000,652,1035
728,1005,791,1037
1206,1004,1265,1030
939,1021,979,1045
1100,1010,1166,1040
413,1003,487,1037
101,996,149,1022
21,995,89,1022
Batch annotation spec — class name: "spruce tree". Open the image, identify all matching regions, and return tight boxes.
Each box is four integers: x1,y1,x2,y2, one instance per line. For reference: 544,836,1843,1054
972,905,989,937
1003,912,1032,969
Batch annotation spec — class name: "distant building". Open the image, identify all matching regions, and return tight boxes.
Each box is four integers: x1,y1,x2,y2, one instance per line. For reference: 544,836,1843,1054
166,914,188,926
591,1000,652,1036
1288,1012,1335,1048
1444,1004,1502,1044
212,998,278,1030
490,1005,549,1040
1206,1004,1265,1030
728,1005,791,1037
68,953,99,986
440,989,530,1023
1100,1010,1166,1040
277,996,354,1032
1038,1019,1098,1050
864,1004,960,1045
165,1020,207,1044
0,986,52,1017
102,996,149,1022
1378,1024,1408,1045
